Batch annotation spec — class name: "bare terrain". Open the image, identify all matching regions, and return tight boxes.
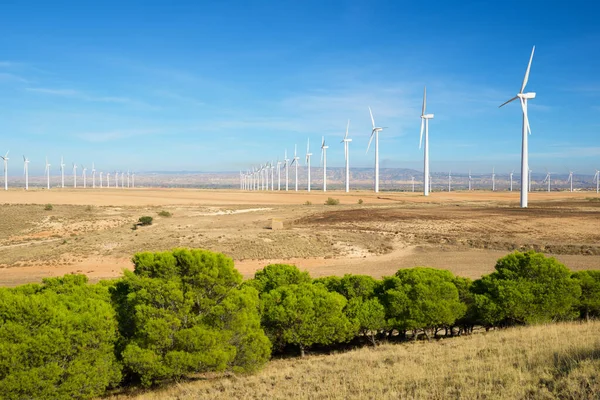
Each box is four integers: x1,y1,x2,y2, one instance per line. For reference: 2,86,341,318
0,188,599,286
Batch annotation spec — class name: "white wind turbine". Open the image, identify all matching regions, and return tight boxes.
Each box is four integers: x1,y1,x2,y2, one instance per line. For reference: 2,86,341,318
510,170,514,192
276,159,282,191
306,138,312,192
99,171,103,188
60,156,65,188
131,171,135,188
419,87,434,196
528,168,532,192
82,165,87,188
44,158,51,190
367,107,386,193
492,167,496,191
23,155,29,191
291,145,299,191
284,150,289,191
127,170,130,188
499,46,536,208
542,170,552,192
594,170,599,193
321,136,328,192
411,176,415,192
72,163,78,188
468,170,472,191
448,170,452,192
271,162,275,191
341,120,352,193
567,170,574,192
92,163,96,188
1,151,9,191
121,171,125,188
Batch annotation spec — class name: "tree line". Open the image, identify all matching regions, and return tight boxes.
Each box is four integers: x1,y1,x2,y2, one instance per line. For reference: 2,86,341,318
0,249,598,399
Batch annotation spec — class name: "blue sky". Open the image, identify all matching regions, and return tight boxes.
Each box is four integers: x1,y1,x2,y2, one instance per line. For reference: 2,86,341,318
0,0,599,175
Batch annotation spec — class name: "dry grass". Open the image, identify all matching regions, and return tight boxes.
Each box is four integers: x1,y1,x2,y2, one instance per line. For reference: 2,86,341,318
110,321,600,400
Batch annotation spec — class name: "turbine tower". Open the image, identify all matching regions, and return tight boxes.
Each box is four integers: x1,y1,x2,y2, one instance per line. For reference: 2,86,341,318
419,87,434,196
542,171,552,192
306,138,312,192
594,170,599,193
321,136,328,192
510,170,514,191
277,159,281,191
448,170,452,192
499,46,536,208
72,163,78,188
132,171,135,188
44,158,51,190
291,145,300,191
468,170,472,191
367,107,386,193
492,167,496,191
106,172,110,188
99,171,103,188
23,156,29,191
284,150,289,191
82,165,87,188
60,156,65,188
411,176,415,192
528,168,532,192
567,170,574,192
92,163,96,188
341,120,352,193
1,151,9,191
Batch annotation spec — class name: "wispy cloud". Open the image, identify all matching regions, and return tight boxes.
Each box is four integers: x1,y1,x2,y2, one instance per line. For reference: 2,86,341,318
75,128,163,143
0,72,28,83
25,87,156,108
531,147,600,159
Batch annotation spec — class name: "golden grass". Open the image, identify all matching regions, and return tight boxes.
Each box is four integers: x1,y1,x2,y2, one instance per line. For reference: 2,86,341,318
110,321,600,399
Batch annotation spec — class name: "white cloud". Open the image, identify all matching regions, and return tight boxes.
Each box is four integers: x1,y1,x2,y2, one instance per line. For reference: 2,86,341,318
25,87,155,108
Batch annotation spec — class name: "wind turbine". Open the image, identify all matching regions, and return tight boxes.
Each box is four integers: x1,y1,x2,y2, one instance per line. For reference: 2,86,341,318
499,46,536,208
106,172,110,188
510,170,514,191
121,171,125,188
276,159,281,191
60,156,65,188
492,167,496,191
367,107,386,193
1,151,9,191
44,158,51,190
270,162,275,191
132,171,135,188
567,170,574,192
92,163,96,188
306,138,313,192
594,170,599,193
99,171,103,188
411,176,415,192
82,165,87,188
291,145,299,191
542,170,552,192
72,163,78,188
23,156,29,191
419,87,434,196
284,150,289,191
341,120,352,193
468,170,472,191
321,136,328,192
127,170,130,188
528,168,532,192
448,170,452,192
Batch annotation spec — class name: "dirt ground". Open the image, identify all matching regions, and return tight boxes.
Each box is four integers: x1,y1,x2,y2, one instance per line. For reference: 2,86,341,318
0,188,599,286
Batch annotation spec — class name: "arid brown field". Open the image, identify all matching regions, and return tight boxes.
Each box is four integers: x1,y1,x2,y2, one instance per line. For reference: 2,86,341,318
0,188,599,286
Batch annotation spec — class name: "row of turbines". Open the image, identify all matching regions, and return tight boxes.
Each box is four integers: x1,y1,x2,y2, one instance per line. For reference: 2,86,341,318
0,153,136,190
242,46,600,207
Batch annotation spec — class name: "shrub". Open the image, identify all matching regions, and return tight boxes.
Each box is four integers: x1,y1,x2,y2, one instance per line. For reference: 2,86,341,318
303,201,312,205
158,210,172,217
260,283,355,356
358,199,363,204
572,270,600,321
472,251,581,327
325,197,340,205
85,205,93,212
0,275,121,399
138,216,153,226
44,204,53,211
112,249,270,387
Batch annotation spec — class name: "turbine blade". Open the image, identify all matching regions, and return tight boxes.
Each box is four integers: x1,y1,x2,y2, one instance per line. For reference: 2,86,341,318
366,131,375,153
499,96,519,108
419,119,424,149
520,97,532,135
345,119,350,139
368,107,375,128
520,45,535,94
422,86,426,115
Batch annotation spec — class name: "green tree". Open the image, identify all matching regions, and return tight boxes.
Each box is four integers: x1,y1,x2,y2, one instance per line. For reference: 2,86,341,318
112,249,270,387
0,275,122,400
472,251,581,326
572,270,600,321
261,283,354,356
247,264,311,294
345,297,386,346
